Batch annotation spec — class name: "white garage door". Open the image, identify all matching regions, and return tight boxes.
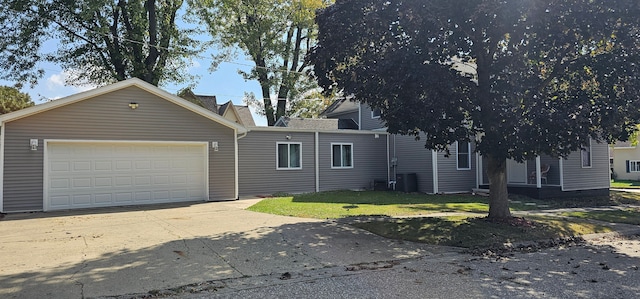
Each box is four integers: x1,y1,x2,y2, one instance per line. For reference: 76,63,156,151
46,141,207,211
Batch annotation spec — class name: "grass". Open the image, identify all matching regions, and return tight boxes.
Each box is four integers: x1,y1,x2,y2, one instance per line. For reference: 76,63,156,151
352,216,612,248
560,208,640,225
247,190,636,249
610,179,640,189
247,191,489,218
247,190,640,219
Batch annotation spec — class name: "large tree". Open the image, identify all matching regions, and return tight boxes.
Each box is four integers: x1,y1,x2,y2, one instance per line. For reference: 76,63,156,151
0,86,34,114
310,0,640,219
189,0,331,125
0,0,198,87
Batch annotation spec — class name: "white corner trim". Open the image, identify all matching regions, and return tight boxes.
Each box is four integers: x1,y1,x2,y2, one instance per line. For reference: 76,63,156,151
535,156,542,188
234,129,239,200
42,139,49,211
358,103,362,130
0,124,5,212
475,152,481,188
432,150,439,194
205,143,211,201
387,135,391,186
559,158,565,191
315,132,320,192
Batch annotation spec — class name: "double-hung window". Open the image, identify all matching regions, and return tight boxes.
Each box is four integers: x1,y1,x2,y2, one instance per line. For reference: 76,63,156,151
277,142,301,169
456,141,471,170
332,143,353,168
581,140,592,168
628,161,640,172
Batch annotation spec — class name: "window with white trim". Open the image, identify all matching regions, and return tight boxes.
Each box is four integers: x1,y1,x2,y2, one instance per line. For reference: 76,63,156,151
371,108,381,119
277,142,301,169
628,160,640,172
331,143,353,168
456,141,471,170
581,140,592,168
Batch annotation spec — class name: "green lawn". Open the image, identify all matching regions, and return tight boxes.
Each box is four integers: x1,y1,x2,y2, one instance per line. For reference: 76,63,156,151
247,190,640,219
560,208,640,225
610,179,640,189
246,190,631,249
247,191,490,218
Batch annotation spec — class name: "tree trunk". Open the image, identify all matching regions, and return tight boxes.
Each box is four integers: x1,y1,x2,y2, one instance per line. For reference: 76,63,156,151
486,155,512,219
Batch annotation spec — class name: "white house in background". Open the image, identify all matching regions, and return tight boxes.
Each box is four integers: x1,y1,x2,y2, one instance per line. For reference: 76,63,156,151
611,136,640,180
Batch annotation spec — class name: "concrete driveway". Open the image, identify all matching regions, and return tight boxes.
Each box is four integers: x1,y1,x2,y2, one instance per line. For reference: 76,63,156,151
0,199,444,298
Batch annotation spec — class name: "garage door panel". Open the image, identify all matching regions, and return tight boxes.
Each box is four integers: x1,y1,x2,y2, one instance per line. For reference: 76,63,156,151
95,177,113,187
115,176,133,186
95,194,113,203
72,178,92,188
50,195,71,207
51,162,71,172
47,142,207,210
73,194,92,205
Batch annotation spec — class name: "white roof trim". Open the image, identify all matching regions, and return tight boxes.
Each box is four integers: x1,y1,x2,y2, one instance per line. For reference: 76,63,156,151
0,78,248,134
247,126,388,135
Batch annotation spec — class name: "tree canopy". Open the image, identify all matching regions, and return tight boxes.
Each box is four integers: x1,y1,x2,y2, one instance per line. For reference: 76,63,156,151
0,0,198,87
189,0,331,125
0,86,34,114
310,0,640,218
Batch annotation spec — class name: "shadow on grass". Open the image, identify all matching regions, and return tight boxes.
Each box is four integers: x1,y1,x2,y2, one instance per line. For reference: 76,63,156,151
352,216,611,249
561,209,640,225
290,190,485,205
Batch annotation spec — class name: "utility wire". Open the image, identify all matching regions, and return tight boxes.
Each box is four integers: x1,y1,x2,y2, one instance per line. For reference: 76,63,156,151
6,6,312,76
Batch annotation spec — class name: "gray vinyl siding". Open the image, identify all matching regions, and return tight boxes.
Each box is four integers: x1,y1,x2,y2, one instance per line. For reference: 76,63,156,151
436,143,476,193
359,104,386,130
562,141,610,191
2,86,236,212
392,135,434,193
318,133,387,191
238,131,316,196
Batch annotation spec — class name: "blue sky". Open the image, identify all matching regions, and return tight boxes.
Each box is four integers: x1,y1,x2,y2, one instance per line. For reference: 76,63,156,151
0,44,269,126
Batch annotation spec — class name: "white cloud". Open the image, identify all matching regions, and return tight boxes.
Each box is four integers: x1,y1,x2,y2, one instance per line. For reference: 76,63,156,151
46,72,66,89
46,70,98,93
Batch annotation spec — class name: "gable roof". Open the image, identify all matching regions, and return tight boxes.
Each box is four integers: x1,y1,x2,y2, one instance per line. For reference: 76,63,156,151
194,94,219,114
274,116,358,130
217,101,256,127
319,97,359,117
0,78,247,133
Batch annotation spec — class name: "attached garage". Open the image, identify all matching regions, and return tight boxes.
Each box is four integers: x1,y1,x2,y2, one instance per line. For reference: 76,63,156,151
0,78,246,212
45,141,208,210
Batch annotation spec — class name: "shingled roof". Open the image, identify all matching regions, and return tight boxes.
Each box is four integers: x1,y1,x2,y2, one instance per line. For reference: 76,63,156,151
274,117,358,130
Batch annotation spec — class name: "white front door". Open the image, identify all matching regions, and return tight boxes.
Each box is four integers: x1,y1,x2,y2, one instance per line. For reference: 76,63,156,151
507,159,527,184
45,141,208,211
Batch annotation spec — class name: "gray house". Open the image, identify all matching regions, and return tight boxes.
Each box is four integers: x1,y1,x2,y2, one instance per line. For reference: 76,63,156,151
321,99,610,198
0,80,610,213
0,79,389,213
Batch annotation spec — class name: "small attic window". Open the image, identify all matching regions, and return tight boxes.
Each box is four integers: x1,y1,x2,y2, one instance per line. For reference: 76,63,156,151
371,108,381,119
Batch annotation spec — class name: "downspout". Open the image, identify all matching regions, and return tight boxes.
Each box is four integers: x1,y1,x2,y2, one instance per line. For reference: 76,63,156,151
386,134,390,188
535,156,542,188
559,158,565,191
315,131,319,192
432,150,439,194
475,152,480,189
234,129,247,200
0,123,4,212
358,103,362,130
